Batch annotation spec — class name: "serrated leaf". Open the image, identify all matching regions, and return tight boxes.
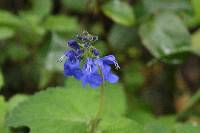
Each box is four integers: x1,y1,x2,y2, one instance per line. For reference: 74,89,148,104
0,27,15,40
102,0,135,26
142,0,191,14
6,78,126,133
100,118,143,133
139,12,190,64
43,15,79,32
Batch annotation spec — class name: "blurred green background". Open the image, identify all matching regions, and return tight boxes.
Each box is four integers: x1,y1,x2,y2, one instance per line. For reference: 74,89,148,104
1,0,200,132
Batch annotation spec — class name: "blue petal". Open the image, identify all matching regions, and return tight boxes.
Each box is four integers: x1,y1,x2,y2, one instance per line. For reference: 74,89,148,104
64,59,82,78
102,55,116,65
102,65,111,80
81,75,89,87
107,73,119,83
64,61,73,76
73,68,83,80
89,73,103,88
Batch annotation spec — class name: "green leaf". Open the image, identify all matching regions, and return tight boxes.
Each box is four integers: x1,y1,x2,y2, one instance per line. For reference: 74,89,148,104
43,15,79,33
123,63,144,90
108,24,138,50
0,10,21,27
0,69,4,90
6,78,126,133
100,118,143,133
31,0,52,17
129,111,155,125
143,121,172,133
139,12,190,64
191,29,200,55
16,13,46,44
142,0,191,14
0,96,10,133
0,96,7,123
174,123,200,133
6,44,30,61
191,0,200,21
62,0,87,12
0,27,15,40
8,95,29,112
102,0,135,26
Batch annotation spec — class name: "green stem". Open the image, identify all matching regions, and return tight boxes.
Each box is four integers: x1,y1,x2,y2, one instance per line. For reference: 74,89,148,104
89,67,105,133
95,81,105,120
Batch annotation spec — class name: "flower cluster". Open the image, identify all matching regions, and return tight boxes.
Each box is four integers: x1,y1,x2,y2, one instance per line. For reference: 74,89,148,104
60,31,120,88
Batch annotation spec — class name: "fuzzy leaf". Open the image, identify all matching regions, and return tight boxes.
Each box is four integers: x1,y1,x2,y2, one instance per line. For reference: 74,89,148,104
100,118,143,133
6,78,126,133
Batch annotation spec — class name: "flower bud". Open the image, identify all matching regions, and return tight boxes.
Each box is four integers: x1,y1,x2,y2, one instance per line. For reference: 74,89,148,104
67,40,80,50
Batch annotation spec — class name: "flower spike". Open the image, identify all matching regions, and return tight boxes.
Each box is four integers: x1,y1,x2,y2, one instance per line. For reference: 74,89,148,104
61,31,120,88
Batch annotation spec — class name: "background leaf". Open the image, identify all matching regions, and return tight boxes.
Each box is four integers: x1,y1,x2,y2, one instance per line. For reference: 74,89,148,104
108,24,138,50
139,12,190,64
0,96,10,133
0,27,15,40
62,0,87,12
0,10,21,27
43,15,79,33
142,0,191,14
102,0,135,26
30,0,52,17
0,69,4,90
191,29,200,55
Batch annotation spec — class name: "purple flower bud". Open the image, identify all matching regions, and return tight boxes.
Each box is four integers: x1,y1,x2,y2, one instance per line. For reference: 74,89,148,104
68,40,80,50
84,43,90,48
92,36,98,41
76,49,84,57
82,36,87,41
76,35,82,40
64,50,77,62
93,48,99,56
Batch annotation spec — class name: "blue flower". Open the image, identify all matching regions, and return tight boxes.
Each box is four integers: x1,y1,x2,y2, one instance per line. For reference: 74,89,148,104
81,58,103,88
95,55,119,84
64,50,83,80
61,32,120,88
